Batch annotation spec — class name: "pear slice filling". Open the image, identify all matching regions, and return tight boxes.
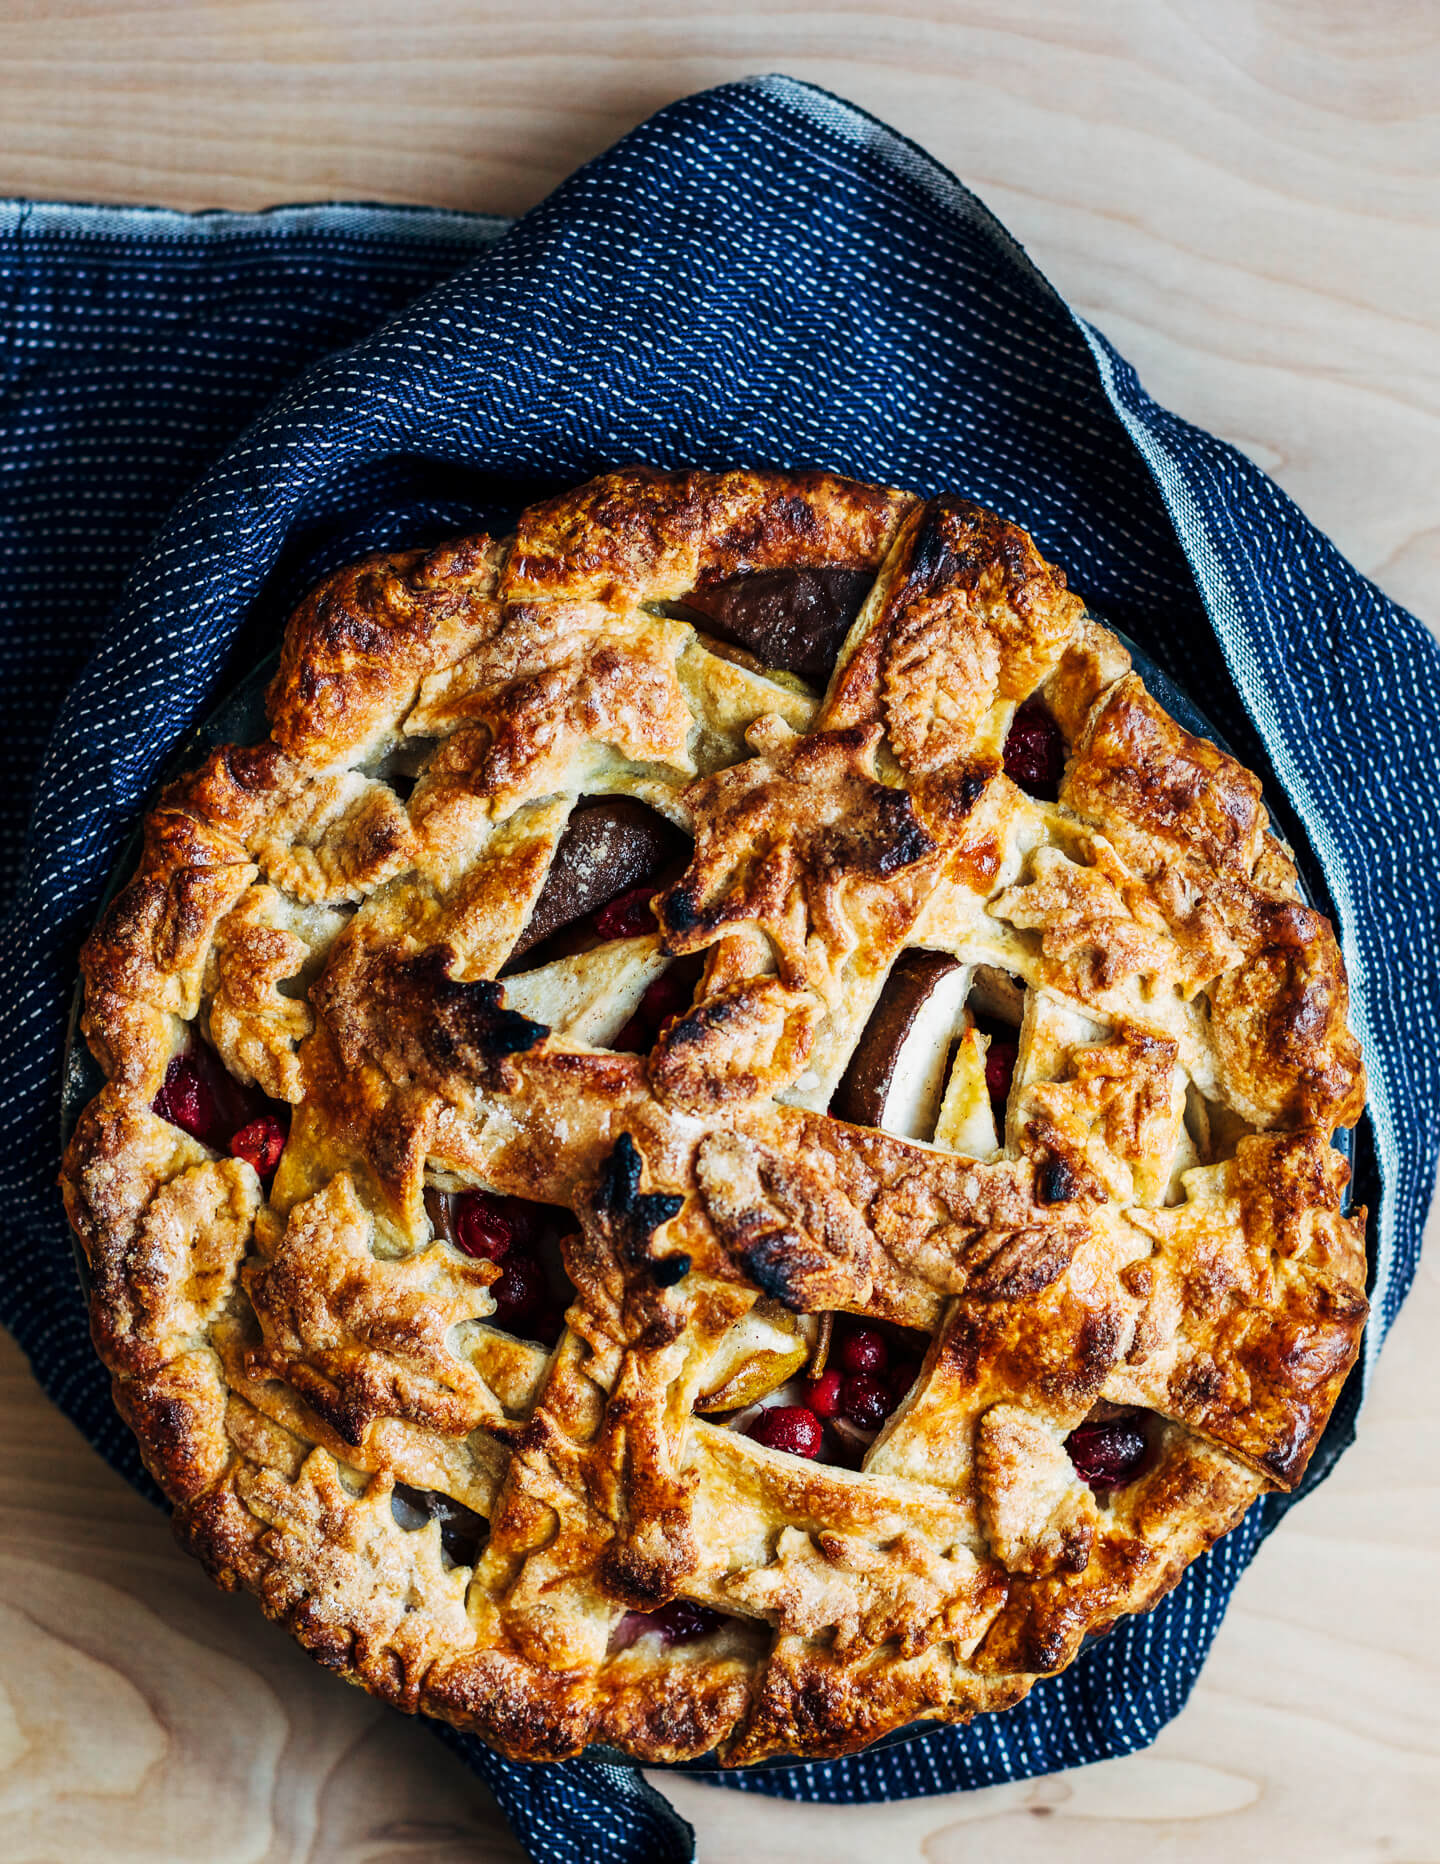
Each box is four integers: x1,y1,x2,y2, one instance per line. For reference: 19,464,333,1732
695,1300,818,1414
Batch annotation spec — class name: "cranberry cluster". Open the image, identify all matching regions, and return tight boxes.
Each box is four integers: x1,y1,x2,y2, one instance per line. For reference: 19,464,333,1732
445,1189,569,1345
747,1319,925,1462
1002,700,1065,801
152,1042,289,1185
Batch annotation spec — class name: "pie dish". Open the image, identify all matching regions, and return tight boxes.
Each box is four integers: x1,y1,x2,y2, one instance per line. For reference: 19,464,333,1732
60,467,1369,1765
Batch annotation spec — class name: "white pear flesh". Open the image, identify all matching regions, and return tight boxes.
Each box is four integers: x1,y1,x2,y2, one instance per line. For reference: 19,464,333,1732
934,1022,1000,1158
500,937,669,1046
870,963,973,1142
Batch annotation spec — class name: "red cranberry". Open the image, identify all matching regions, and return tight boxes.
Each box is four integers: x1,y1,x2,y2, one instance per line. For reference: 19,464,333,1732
985,1037,1018,1108
612,965,695,1053
840,1372,892,1433
488,1253,546,1329
453,1190,543,1261
1003,701,1065,801
748,1405,824,1459
650,1599,723,1644
593,884,660,941
229,1114,286,1178
152,1044,261,1150
806,1368,843,1418
839,1327,888,1375
1065,1413,1154,1491
887,1356,923,1405
153,1051,220,1145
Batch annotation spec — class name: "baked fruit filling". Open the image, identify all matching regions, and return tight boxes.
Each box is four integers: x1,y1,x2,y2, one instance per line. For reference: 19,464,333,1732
503,795,690,968
423,1187,574,1344
832,956,1025,1155
694,1300,929,1467
611,1599,727,1651
1065,1406,1156,1493
63,468,1368,1769
671,565,873,685
390,1482,489,1567
153,1039,291,1182
1002,698,1065,800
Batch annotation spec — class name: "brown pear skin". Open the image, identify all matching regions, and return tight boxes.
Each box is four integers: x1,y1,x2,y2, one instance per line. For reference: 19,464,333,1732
510,798,685,963
832,949,963,1129
679,567,872,683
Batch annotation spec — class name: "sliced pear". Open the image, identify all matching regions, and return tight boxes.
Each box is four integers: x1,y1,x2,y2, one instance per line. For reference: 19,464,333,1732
501,938,669,1046
675,568,872,684
933,1018,1000,1158
832,950,971,1142
508,797,683,962
695,1301,814,1414
808,1310,834,1379
1182,1081,1211,1163
968,963,1026,1026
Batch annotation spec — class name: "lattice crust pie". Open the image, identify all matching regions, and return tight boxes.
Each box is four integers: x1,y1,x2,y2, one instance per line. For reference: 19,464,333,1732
62,468,1368,1765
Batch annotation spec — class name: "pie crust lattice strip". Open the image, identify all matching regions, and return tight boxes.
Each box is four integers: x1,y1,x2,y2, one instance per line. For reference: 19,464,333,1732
62,468,1368,1765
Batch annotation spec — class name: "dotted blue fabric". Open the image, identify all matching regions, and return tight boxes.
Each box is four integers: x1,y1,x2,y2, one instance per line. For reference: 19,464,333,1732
1,75,1435,1864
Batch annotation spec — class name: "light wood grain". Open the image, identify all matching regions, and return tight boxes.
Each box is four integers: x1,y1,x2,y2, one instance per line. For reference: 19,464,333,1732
3,3,1439,1859
3,0,1437,634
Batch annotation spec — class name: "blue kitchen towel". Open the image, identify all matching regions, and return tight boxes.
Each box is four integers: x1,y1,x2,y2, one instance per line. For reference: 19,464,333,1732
1,73,1436,1864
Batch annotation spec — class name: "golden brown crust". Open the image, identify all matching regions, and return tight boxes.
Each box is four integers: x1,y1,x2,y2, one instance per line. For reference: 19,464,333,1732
1064,674,1269,875
504,465,916,607
61,466,1367,1767
267,533,504,766
829,494,1084,778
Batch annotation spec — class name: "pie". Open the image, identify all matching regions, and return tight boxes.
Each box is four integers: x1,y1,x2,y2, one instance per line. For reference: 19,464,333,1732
61,467,1369,1765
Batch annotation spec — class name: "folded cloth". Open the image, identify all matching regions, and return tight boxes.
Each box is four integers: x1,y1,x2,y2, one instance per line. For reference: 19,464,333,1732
1,74,1436,1864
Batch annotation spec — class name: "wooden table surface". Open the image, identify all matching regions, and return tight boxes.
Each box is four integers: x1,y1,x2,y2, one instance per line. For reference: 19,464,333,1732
3,5,1437,1860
